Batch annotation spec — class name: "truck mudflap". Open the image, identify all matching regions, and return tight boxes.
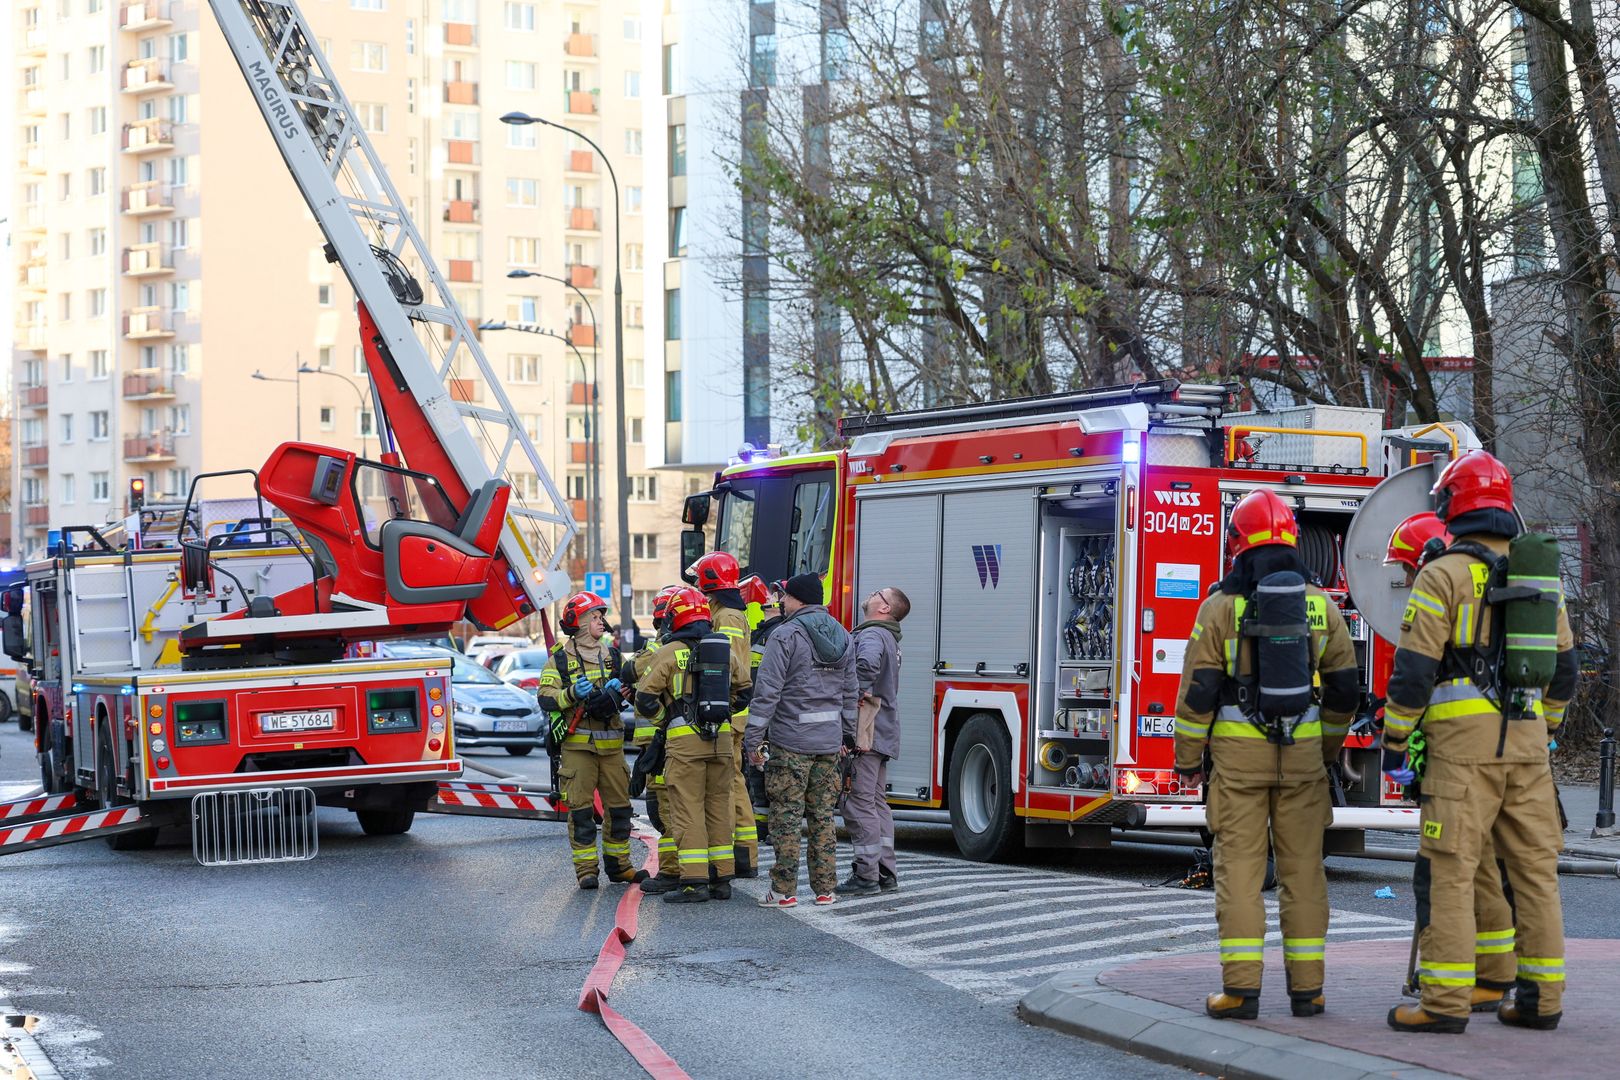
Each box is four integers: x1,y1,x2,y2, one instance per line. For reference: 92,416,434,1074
0,806,151,855
1122,803,1421,831
427,780,566,821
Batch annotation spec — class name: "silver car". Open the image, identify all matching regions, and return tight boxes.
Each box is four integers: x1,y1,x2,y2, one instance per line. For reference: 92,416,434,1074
382,643,546,756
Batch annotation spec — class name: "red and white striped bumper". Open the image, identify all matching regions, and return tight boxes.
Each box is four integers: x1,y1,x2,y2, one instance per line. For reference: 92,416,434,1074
0,806,148,855
428,781,565,821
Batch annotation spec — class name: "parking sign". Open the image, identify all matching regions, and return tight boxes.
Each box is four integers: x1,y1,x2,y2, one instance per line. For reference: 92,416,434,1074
584,572,611,598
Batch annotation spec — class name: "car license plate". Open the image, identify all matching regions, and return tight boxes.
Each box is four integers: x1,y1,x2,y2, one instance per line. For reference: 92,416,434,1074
493,720,529,733
1137,714,1175,738
260,709,337,733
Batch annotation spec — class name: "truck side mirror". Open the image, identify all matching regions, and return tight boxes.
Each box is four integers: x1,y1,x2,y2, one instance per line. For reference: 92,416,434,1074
682,492,711,527
1,614,27,663
680,528,706,572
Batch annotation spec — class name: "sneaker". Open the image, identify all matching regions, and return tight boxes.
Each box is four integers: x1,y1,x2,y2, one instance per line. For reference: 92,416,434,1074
836,875,880,897
878,872,899,893
757,889,797,909
814,892,838,907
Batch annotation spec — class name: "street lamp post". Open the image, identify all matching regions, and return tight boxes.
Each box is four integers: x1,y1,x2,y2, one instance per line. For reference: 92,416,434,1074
298,364,371,459
501,111,634,647
251,362,302,441
479,319,601,576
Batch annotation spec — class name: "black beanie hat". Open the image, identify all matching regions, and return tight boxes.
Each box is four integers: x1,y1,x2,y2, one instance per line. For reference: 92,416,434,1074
784,573,823,605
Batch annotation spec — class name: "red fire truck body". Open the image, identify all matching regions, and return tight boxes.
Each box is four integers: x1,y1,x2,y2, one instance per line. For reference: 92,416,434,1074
688,383,1468,858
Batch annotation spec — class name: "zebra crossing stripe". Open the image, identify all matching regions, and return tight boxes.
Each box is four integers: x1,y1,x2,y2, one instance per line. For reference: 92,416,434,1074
834,883,1117,924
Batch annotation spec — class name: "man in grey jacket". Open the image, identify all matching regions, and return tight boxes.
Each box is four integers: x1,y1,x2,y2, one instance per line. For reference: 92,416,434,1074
837,586,909,896
744,573,859,908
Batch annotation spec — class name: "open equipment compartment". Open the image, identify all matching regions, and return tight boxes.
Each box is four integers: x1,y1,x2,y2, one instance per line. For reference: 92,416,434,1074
1034,480,1119,791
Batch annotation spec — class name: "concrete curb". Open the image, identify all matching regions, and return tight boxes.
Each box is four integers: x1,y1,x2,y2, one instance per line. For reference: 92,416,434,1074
1017,960,1465,1080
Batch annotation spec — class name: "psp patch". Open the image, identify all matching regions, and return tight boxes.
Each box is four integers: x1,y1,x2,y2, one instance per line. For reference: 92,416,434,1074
1423,820,1444,840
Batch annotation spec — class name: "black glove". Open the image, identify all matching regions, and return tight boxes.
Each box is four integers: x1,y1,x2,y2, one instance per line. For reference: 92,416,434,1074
585,687,619,722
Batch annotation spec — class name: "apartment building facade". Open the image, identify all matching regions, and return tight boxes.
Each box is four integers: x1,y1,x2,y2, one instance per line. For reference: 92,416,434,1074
10,0,706,625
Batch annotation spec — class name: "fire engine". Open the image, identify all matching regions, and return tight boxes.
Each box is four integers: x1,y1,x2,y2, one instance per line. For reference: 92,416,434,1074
680,381,1477,860
0,0,574,862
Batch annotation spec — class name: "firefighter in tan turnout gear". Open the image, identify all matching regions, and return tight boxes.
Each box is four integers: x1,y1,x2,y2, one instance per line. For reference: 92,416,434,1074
1174,489,1361,1020
627,585,684,894
1382,451,1578,1034
688,550,760,877
633,587,751,904
537,592,644,890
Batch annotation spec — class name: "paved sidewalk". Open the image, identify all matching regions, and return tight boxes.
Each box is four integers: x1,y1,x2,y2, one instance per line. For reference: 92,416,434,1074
1558,784,1619,859
1021,938,1620,1080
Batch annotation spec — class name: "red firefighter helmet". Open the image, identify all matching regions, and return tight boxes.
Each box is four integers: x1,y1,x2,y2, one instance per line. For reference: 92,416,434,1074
688,550,741,593
666,586,711,633
739,575,770,608
559,591,608,636
1431,450,1514,522
1384,513,1452,571
650,585,682,629
1225,489,1298,557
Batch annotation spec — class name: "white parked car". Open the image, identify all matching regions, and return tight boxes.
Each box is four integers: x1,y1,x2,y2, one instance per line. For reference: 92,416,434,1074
465,634,532,669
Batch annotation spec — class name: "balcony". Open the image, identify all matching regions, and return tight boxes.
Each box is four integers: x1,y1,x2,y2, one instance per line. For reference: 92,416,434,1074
120,1,173,31
16,205,45,234
22,28,47,56
566,149,597,174
16,262,46,292
21,88,46,117
19,384,48,409
446,139,480,166
124,432,176,462
570,323,596,348
447,259,480,283
122,181,174,215
443,199,480,225
567,382,592,406
123,307,175,339
122,242,173,277
568,441,595,465
568,499,587,522
17,327,49,354
449,378,480,403
19,145,44,173
122,118,175,154
565,90,598,116
22,446,49,469
444,81,479,105
444,22,477,47
25,506,49,529
565,206,599,231
565,33,597,58
567,263,598,290
122,58,173,95
123,369,176,399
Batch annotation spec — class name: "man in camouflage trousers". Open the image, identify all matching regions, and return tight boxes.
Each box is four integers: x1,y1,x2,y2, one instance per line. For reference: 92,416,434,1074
745,573,859,908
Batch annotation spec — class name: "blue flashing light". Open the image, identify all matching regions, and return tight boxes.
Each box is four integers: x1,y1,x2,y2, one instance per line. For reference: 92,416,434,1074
70,683,86,693
120,686,135,696
1121,439,1141,464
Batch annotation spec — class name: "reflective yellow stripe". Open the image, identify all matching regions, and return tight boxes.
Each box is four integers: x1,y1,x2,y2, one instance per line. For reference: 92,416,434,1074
1476,929,1516,954
1189,622,1203,643
678,849,708,865
1219,937,1264,961
1211,719,1321,739
657,838,677,851
1454,602,1475,646
1409,590,1446,618
717,626,745,638
668,722,734,738
1283,937,1325,960
1417,961,1475,987
734,826,758,841
1175,717,1210,738
1518,957,1565,982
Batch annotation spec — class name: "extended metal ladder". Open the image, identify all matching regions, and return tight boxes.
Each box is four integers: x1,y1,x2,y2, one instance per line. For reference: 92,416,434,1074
205,0,577,613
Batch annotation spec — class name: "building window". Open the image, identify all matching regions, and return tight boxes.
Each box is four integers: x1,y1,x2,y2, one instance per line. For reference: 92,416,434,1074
506,123,538,149
168,218,190,248
169,32,189,62
168,94,188,124
505,2,535,30
318,284,333,306
627,355,645,385
625,128,643,156
632,589,657,619
629,416,643,443
665,370,682,422
566,473,588,500
61,474,76,504
91,472,110,503
631,533,659,560
61,294,72,321
319,346,334,369
822,26,852,81
626,186,643,214
670,208,687,256
88,45,105,74
625,244,644,271
624,71,641,98
663,44,680,95
352,0,385,9
351,42,387,72
664,288,681,340
90,350,110,379
631,475,658,502
354,345,367,374
506,60,537,90
750,34,776,87
88,106,107,135
507,296,540,323
669,125,686,177
90,411,110,440
627,303,645,329
506,178,540,207
357,409,375,437
89,228,106,256
89,288,107,317
743,200,768,255
169,404,191,434
319,406,335,432
61,414,74,443
521,413,542,441
169,344,189,373
166,468,190,498
356,102,388,133
405,18,416,53
508,236,541,266
169,281,190,311
508,354,541,383
623,18,641,39
88,167,106,196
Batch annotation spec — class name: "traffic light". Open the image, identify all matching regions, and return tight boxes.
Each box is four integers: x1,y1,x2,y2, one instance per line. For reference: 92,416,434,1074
129,477,146,511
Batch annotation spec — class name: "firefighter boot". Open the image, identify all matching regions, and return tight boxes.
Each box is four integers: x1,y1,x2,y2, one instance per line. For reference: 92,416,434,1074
640,873,680,895
579,874,599,891
1471,985,1509,1013
1290,993,1326,1017
1497,998,1561,1031
734,844,758,879
1387,1004,1468,1034
1205,993,1259,1020
663,883,710,904
708,867,732,900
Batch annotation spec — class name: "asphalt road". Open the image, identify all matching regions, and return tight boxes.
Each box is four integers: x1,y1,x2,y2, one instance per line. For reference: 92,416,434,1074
0,728,1611,1079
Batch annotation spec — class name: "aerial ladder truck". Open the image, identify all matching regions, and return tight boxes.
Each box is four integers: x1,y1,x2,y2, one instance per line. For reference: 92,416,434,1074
1,0,581,864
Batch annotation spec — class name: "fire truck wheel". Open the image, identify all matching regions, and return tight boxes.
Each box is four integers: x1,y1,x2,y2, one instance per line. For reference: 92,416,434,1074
948,714,1022,863
357,809,416,836
504,746,535,757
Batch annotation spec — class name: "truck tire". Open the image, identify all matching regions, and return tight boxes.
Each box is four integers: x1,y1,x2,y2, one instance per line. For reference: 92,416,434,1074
504,746,535,757
16,705,30,733
947,713,1022,862
357,809,416,836
98,723,159,851
0,694,12,725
